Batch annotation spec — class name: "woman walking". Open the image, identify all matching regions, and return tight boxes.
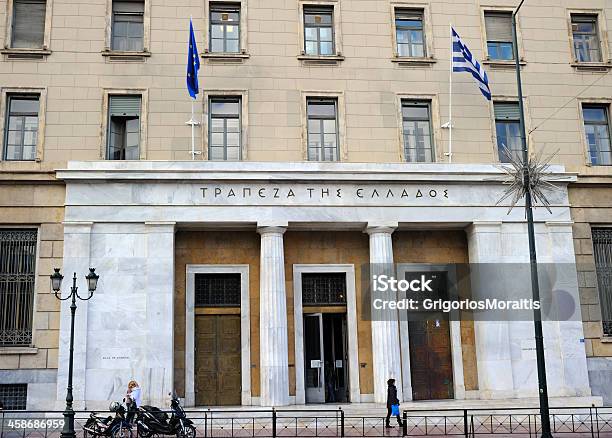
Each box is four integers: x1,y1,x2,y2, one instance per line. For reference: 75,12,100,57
385,378,402,428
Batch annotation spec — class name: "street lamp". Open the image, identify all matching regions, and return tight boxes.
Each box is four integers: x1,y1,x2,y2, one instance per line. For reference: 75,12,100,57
511,1,553,437
51,267,99,438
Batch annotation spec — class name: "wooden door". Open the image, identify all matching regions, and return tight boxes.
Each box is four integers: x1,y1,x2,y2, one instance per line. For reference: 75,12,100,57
195,315,241,406
408,319,453,400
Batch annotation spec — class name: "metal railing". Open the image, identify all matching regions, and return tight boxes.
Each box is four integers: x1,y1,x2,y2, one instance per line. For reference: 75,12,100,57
2,406,612,438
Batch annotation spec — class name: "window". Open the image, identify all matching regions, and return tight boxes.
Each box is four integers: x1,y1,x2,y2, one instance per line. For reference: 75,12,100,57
582,105,612,166
572,14,602,62
10,0,46,48
0,229,37,347
302,273,346,305
395,9,425,57
209,3,240,53
402,100,434,162
209,97,241,160
494,102,522,163
3,95,39,161
195,273,241,306
107,95,141,160
307,98,338,161
0,384,27,410
111,0,144,51
303,6,334,56
484,12,514,61
593,229,612,336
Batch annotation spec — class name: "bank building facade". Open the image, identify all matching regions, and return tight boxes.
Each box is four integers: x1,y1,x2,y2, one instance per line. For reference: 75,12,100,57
1,0,612,411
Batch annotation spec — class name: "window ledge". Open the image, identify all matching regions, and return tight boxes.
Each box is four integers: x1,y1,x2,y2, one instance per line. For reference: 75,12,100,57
0,347,38,355
202,52,250,62
101,50,151,62
1,48,51,60
600,336,612,343
571,62,612,72
391,56,437,66
482,59,526,69
297,54,345,65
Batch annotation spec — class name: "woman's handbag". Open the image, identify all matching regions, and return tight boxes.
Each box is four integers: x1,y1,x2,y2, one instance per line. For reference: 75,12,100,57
391,404,400,416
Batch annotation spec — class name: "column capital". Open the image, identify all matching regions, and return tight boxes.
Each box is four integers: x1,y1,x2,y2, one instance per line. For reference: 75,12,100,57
257,225,287,235
364,222,398,235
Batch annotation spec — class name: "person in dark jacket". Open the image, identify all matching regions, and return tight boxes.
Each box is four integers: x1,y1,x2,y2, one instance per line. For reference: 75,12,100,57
385,378,402,428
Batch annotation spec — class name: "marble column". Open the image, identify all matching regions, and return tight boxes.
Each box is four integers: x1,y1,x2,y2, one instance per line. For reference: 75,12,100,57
258,225,289,406
366,224,403,404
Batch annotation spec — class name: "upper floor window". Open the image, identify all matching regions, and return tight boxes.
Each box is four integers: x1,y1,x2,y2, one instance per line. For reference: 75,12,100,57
112,0,144,51
209,97,241,160
571,14,602,63
11,0,46,48
582,104,611,166
484,11,514,61
3,95,39,161
307,98,338,161
494,102,521,163
107,95,141,160
209,3,240,53
0,229,37,347
303,6,334,56
395,9,425,57
402,100,434,163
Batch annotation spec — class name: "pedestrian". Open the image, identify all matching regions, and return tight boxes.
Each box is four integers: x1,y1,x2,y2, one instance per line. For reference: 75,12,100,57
126,380,142,423
385,378,402,428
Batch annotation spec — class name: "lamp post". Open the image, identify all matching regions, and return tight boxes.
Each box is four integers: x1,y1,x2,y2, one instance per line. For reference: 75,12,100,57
51,267,99,438
511,1,553,437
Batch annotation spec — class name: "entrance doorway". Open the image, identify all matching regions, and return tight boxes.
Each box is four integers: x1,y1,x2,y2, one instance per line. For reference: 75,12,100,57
408,318,453,400
304,313,349,403
195,314,241,405
192,271,243,406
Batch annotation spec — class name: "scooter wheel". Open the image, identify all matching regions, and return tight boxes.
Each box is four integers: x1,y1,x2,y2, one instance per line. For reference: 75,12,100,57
177,425,196,438
111,428,133,438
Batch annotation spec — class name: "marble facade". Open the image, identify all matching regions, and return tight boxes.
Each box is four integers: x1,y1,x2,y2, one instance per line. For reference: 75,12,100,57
50,161,593,408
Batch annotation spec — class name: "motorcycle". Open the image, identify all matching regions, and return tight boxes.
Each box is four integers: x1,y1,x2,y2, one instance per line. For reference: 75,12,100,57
83,401,133,438
136,393,196,438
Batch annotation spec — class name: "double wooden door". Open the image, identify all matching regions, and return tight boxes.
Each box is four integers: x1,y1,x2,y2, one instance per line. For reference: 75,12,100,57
408,319,453,400
195,314,241,406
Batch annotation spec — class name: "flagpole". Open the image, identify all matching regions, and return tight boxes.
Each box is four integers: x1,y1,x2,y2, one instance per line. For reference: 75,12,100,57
448,23,453,164
186,16,201,160
191,99,196,160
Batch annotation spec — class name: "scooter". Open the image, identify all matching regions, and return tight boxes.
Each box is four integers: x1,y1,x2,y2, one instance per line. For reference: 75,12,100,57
135,393,195,438
83,401,133,438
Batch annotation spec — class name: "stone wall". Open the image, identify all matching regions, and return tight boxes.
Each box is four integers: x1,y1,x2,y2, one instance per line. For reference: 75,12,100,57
570,185,612,403
0,1,611,170
0,182,64,409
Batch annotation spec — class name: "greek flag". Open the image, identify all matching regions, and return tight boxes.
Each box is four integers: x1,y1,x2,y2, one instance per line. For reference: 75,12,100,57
452,27,491,100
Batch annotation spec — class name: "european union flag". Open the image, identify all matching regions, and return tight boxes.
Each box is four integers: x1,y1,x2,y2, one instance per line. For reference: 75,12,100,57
187,19,200,99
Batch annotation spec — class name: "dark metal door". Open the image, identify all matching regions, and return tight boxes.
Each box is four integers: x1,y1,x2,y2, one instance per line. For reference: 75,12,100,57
195,314,241,406
408,319,453,400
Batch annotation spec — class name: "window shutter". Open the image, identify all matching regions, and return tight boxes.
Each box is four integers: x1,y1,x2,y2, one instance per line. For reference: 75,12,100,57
109,96,141,117
113,0,144,14
494,102,520,120
485,12,512,42
12,0,46,48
